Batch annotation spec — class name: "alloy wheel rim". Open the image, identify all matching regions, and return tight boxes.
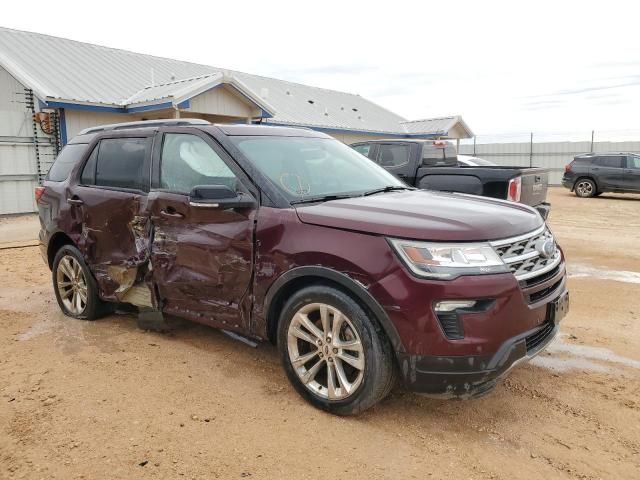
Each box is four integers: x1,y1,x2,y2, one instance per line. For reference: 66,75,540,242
56,255,88,315
577,181,593,196
287,303,365,400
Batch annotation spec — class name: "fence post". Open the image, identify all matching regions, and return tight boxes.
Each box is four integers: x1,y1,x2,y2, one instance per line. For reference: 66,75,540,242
529,132,533,167
590,130,594,152
473,136,476,156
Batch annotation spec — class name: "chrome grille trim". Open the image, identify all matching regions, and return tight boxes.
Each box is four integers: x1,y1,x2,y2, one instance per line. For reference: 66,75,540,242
490,225,546,248
490,225,560,281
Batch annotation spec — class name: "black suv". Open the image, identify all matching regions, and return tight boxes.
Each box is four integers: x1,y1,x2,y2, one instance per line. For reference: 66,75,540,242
562,153,640,197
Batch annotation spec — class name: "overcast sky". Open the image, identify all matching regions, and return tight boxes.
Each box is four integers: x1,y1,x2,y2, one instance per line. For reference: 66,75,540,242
3,0,639,137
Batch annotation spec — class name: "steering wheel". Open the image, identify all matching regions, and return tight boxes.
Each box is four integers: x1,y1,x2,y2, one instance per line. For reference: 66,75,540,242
280,173,311,196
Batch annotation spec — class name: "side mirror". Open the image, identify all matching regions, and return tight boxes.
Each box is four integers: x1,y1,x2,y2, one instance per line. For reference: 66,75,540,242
189,185,256,209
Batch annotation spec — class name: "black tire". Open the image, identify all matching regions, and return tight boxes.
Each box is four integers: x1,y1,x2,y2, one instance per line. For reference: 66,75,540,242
277,285,396,415
52,245,109,320
574,178,597,198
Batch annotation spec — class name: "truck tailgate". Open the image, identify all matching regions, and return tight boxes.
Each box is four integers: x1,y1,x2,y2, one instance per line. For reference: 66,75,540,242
519,168,549,207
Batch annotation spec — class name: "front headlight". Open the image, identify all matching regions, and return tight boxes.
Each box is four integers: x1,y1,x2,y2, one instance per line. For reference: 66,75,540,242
388,238,509,279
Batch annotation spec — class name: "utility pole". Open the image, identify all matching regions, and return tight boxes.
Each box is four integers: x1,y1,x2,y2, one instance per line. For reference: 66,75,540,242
590,130,595,152
529,132,533,167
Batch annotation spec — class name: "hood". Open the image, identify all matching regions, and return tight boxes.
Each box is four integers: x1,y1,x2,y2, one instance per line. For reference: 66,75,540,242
295,190,543,241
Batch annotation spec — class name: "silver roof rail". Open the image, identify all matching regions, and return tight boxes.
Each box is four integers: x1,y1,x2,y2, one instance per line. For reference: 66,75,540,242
79,118,211,135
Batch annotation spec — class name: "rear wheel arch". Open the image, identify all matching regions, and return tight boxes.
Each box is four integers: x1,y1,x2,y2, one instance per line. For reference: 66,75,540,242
264,266,403,354
47,232,76,269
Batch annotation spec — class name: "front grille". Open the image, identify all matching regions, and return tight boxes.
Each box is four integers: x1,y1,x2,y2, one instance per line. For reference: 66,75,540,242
527,279,563,303
525,321,555,353
520,265,560,289
491,226,561,281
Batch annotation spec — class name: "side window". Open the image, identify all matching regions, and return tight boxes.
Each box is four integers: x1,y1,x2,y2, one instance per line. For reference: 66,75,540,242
80,145,98,185
377,144,410,167
47,144,88,181
92,138,150,191
594,156,623,168
160,133,237,194
352,143,372,158
627,155,640,169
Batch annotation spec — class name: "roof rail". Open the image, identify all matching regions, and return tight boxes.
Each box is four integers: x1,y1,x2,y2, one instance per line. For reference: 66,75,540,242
79,118,211,135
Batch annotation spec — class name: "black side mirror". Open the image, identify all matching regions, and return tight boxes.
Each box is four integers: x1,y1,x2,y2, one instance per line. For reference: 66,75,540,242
189,185,256,209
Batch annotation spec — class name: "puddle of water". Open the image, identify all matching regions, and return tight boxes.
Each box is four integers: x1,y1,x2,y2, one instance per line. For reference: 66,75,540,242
567,264,640,284
16,318,52,341
15,310,132,354
546,337,640,369
530,355,612,373
531,334,640,374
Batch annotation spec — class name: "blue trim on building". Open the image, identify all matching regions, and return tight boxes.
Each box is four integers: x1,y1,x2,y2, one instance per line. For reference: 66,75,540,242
58,108,68,146
126,101,173,113
176,99,190,109
45,101,126,113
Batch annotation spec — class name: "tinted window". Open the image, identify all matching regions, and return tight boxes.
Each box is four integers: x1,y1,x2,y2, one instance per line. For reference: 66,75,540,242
627,155,640,169
160,134,237,194
377,144,410,167
594,156,623,168
422,143,457,167
47,144,87,181
93,138,149,191
352,144,372,158
80,146,98,184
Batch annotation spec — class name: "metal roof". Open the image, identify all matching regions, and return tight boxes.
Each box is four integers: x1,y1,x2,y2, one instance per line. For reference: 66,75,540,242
400,116,474,137
0,26,472,137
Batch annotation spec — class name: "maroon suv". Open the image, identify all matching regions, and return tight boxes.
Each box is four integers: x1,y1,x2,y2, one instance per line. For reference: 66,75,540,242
37,119,569,415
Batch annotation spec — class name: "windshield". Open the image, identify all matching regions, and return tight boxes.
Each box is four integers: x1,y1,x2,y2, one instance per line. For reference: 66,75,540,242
230,136,404,201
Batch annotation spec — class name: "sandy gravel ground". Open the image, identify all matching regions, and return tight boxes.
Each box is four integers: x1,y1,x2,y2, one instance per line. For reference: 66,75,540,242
0,188,639,479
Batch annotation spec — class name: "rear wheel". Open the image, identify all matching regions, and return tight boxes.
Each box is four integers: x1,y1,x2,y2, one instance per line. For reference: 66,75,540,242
52,245,107,320
574,178,596,198
277,285,395,415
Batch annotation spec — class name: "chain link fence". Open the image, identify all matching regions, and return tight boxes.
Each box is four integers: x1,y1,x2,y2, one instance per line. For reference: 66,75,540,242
458,130,640,185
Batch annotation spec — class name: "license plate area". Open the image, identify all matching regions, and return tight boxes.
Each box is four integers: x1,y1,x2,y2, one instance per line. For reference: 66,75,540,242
548,290,570,325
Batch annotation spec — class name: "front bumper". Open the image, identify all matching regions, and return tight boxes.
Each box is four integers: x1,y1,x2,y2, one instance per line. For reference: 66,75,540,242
397,288,569,398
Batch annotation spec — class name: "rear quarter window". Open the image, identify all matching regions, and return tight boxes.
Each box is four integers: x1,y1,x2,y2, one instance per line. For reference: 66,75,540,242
92,137,150,191
46,144,88,181
594,156,624,168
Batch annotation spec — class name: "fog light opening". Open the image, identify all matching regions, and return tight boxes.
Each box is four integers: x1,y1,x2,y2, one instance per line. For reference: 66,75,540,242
434,300,477,313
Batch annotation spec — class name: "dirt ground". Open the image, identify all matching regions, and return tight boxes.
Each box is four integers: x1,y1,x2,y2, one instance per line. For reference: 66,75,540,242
0,188,639,479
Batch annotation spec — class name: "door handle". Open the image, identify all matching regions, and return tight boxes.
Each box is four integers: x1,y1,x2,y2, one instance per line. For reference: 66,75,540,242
160,207,184,219
67,196,84,206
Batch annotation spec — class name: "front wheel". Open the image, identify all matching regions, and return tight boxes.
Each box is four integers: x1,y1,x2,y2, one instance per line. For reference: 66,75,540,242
574,178,596,198
52,245,108,320
277,285,396,415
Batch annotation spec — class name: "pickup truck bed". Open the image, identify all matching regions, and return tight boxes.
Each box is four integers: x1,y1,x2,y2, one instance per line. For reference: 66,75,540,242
350,139,550,218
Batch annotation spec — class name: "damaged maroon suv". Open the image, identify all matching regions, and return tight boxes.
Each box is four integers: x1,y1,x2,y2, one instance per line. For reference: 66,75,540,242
38,119,569,415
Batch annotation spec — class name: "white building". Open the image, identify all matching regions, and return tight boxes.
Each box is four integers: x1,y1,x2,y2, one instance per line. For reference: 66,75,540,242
0,26,473,214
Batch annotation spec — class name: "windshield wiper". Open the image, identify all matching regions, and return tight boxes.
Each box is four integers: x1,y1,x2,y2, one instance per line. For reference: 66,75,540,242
290,194,355,205
362,186,413,197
